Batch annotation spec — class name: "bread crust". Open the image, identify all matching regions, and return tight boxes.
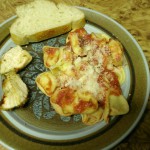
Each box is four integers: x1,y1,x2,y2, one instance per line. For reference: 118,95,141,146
10,22,72,45
29,23,72,43
72,16,86,29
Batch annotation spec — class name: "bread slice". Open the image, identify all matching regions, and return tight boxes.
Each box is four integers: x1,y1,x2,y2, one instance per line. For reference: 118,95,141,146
0,45,32,74
10,0,85,45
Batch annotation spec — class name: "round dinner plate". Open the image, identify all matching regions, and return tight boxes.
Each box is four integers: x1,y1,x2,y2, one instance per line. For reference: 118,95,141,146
0,7,149,150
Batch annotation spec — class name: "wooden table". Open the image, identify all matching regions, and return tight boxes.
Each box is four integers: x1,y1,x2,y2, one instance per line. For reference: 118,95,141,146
0,0,150,149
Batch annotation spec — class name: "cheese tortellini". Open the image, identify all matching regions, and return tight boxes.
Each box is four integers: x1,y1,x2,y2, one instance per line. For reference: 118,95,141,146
36,28,129,125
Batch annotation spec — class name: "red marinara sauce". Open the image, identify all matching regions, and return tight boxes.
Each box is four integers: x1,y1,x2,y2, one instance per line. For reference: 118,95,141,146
56,88,75,107
74,100,95,114
98,69,121,96
46,47,58,57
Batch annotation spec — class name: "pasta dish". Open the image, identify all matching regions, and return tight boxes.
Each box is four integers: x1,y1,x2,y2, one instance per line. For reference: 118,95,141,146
36,28,129,125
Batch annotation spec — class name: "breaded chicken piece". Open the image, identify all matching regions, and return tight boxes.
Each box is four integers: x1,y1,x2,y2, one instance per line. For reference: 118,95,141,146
0,45,32,74
0,71,28,110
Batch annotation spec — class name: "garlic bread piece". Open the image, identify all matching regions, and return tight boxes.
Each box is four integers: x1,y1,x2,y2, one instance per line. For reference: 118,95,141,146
0,46,32,74
0,71,28,110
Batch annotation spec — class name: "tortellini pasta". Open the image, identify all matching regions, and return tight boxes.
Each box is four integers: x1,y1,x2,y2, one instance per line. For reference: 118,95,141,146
36,28,129,125
36,71,57,97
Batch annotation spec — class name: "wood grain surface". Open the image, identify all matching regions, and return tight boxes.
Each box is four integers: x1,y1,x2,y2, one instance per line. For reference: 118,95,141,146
0,0,150,150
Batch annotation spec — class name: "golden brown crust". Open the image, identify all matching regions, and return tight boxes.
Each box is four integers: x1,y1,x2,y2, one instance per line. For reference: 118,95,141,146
72,16,86,29
10,22,72,45
10,32,28,45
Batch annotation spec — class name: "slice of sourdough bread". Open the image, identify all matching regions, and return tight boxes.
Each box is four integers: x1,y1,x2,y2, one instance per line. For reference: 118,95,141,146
10,0,85,45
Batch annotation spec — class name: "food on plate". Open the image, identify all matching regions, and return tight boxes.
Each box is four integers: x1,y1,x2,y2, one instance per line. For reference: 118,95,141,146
0,45,32,74
10,0,85,45
109,95,129,116
36,28,129,125
50,88,98,116
43,46,63,68
36,71,57,97
82,108,104,125
0,46,32,110
0,71,28,110
108,39,124,66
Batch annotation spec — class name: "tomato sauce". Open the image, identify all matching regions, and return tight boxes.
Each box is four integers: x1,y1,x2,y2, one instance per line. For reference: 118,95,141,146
108,71,121,96
46,48,58,57
97,69,121,96
74,100,95,114
75,28,87,37
56,88,74,107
